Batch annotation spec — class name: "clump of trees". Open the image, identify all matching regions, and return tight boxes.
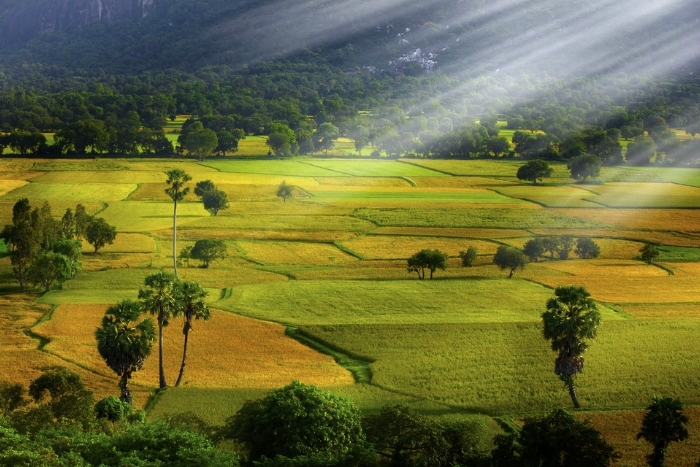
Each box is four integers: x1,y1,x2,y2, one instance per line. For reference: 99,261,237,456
195,180,230,216
524,235,600,262
407,249,448,279
0,199,114,291
459,246,478,267
493,245,526,278
181,240,228,268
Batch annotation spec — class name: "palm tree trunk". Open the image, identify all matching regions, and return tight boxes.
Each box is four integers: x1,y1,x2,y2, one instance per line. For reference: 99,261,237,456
172,200,178,279
158,318,166,388
175,322,191,387
567,378,581,408
119,371,132,404
650,445,666,467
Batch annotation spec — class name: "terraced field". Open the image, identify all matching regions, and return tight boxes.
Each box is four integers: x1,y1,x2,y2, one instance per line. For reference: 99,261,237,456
3,157,700,465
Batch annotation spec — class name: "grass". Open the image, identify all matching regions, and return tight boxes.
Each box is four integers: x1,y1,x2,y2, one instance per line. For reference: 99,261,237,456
31,171,165,184
3,182,138,202
212,279,621,325
98,201,209,231
237,240,358,265
302,160,448,177
301,319,700,415
403,160,571,178
339,235,501,259
307,189,526,204
0,179,28,196
552,208,700,231
198,160,342,176
354,207,605,229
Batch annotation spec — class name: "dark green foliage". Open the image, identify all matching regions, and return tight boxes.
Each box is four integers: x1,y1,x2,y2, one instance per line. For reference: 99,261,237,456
202,190,230,216
53,239,82,277
28,252,71,291
575,237,601,259
542,236,559,260
173,281,211,387
0,198,37,291
568,154,601,181
0,381,26,417
26,367,94,426
139,271,177,389
542,286,601,408
96,300,155,403
94,396,132,422
640,244,660,264
637,397,689,467
407,249,449,280
222,381,364,462
194,180,217,198
85,217,117,254
492,246,526,278
185,128,218,161
516,160,553,185
491,409,619,467
277,181,294,202
459,246,478,267
189,240,227,268
523,238,545,262
557,235,575,260
627,136,657,165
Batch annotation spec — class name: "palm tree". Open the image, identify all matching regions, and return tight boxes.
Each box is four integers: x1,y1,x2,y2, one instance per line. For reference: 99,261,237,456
138,271,178,388
542,285,601,408
638,397,689,467
95,300,155,404
165,169,191,279
174,281,211,387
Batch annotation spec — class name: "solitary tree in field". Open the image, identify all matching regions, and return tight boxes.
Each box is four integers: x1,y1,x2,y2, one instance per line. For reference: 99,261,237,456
568,154,601,182
139,271,178,389
493,245,527,278
575,237,601,259
459,246,478,267
277,181,293,202
28,252,72,291
189,239,227,268
640,244,660,264
165,169,191,279
516,159,553,185
638,397,688,467
523,238,545,262
202,190,229,216
174,281,211,387
85,217,117,254
95,300,155,403
542,285,601,409
407,249,448,280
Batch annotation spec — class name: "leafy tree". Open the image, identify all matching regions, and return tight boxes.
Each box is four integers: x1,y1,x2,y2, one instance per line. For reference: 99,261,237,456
185,128,218,161
215,130,238,156
85,217,117,254
53,239,82,277
517,160,553,185
407,249,448,280
74,203,90,239
0,198,37,291
459,246,478,267
557,234,575,260
31,201,57,252
96,300,156,403
568,154,601,182
267,130,296,157
189,239,227,268
315,122,340,155
139,271,178,389
94,396,134,422
222,381,363,461
542,236,559,260
0,381,27,417
626,135,657,165
27,367,94,424
485,136,510,157
493,246,526,278
542,285,601,408
28,252,71,291
194,180,216,197
60,208,75,239
639,244,660,264
575,237,601,259
9,131,46,155
174,281,211,387
491,409,618,467
202,190,229,216
165,169,191,279
277,180,294,202
523,238,545,262
637,397,688,467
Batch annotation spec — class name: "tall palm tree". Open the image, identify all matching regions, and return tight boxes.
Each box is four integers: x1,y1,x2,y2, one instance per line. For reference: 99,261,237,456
174,281,211,387
165,169,191,279
95,300,155,403
638,397,689,467
138,271,178,388
542,285,601,408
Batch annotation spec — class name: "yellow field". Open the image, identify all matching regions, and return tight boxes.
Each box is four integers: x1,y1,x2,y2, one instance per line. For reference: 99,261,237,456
340,235,499,259
314,177,410,187
32,171,166,184
529,229,700,247
33,304,353,390
584,182,700,197
372,227,532,238
237,240,358,265
553,208,700,231
411,176,516,188
615,304,700,319
0,179,28,196
81,233,157,254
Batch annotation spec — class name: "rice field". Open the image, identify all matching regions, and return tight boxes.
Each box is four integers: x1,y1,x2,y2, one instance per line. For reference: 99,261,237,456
2,182,138,201
339,235,500,259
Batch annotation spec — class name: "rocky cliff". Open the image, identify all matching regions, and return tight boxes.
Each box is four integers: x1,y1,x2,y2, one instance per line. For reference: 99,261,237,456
1,0,157,45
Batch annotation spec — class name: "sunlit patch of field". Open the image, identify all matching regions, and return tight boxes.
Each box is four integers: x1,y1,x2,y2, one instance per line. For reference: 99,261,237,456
403,160,572,178
302,160,448,177
31,171,165,184
615,304,700,319
597,167,668,183
31,160,131,172
372,227,532,239
33,304,353,391
496,185,596,198
307,188,524,204
131,183,287,202
0,179,28,196
213,279,606,325
553,208,700,231
631,167,700,187
2,182,138,202
158,227,360,242
122,160,219,173
237,240,358,265
410,176,517,188
585,182,700,207
235,135,272,156
302,319,700,415
99,201,209,231
354,207,604,229
213,201,353,216
181,214,376,233
199,160,342,176
80,233,157,254
658,262,700,275
314,177,410,187
528,229,700,248
581,407,700,467
339,235,500,259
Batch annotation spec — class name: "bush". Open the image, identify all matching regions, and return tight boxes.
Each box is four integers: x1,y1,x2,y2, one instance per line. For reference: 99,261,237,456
459,246,478,267
94,396,131,422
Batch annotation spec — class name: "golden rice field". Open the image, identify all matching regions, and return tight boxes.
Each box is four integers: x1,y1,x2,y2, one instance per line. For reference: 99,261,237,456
4,157,700,464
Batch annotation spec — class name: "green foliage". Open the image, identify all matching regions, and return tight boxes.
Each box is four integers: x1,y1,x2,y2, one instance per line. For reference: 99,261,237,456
185,128,218,161
277,181,294,202
575,237,601,259
222,381,364,461
189,240,228,268
53,239,82,277
627,135,657,165
85,217,117,254
173,281,211,387
202,190,230,216
557,234,575,260
0,381,26,417
568,154,602,182
637,397,689,467
516,160,553,185
26,367,94,426
96,300,156,403
459,246,478,267
94,396,132,422
523,238,545,262
640,244,660,264
491,409,619,467
194,180,217,198
406,249,448,280
28,252,71,292
492,245,526,278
